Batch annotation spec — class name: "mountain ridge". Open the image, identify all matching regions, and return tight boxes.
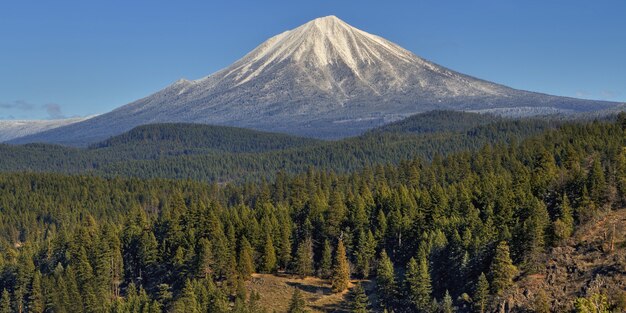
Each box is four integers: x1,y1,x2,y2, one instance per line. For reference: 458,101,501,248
9,16,619,146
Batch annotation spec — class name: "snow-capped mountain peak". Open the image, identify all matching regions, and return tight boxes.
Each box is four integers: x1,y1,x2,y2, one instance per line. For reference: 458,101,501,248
10,16,619,145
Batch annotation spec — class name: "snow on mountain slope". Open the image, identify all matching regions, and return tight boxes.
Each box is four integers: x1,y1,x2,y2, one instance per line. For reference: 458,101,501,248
11,16,620,146
0,117,93,142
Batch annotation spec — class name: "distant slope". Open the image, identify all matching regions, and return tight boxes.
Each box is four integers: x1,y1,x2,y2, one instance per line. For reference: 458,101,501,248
94,123,318,151
368,110,503,135
0,111,558,182
11,16,619,146
0,117,91,142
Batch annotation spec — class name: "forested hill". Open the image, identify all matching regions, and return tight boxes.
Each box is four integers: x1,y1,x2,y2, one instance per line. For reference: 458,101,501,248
0,116,624,312
0,111,557,182
91,123,320,152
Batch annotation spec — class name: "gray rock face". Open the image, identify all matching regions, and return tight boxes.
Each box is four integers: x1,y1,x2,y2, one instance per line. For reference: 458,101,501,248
11,16,619,145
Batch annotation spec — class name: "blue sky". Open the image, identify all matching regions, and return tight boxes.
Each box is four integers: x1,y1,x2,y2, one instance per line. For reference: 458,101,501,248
1,0,624,120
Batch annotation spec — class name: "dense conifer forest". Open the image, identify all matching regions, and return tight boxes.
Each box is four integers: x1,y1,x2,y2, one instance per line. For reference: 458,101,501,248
0,112,556,182
0,113,624,312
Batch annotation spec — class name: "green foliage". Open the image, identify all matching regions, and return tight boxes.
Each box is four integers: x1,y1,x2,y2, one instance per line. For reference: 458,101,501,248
319,240,333,279
575,293,610,313
376,250,396,310
349,283,369,313
294,237,314,278
473,273,490,313
261,234,277,274
0,289,10,313
331,239,350,293
441,290,454,313
490,241,517,295
405,251,432,312
238,236,255,280
287,288,308,313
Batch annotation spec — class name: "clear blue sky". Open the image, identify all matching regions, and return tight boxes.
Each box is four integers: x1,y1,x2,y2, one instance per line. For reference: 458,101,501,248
1,0,624,120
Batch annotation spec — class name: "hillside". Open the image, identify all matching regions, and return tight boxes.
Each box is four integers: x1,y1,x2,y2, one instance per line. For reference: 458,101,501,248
0,111,557,182
509,209,626,312
10,16,618,146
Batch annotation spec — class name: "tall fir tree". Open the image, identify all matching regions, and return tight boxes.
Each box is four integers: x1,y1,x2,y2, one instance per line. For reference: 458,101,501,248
287,288,308,313
405,252,432,313
376,250,396,310
553,194,574,242
238,236,255,280
473,272,490,313
319,239,333,279
28,271,45,313
295,237,314,278
349,283,369,313
261,233,277,273
442,290,454,313
490,241,517,295
0,289,10,313
331,239,350,293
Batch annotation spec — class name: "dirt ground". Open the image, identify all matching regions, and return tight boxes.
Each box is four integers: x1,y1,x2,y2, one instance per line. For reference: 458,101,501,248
246,273,375,313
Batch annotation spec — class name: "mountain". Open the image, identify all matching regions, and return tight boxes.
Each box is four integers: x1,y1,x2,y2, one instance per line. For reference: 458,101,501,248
0,116,92,142
10,16,619,146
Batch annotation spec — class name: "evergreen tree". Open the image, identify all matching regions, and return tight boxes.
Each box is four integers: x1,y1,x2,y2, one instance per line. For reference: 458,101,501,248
354,229,376,278
261,233,277,273
405,252,432,312
319,239,333,279
490,241,517,295
588,158,607,205
287,288,308,313
349,283,369,313
553,194,574,242
294,237,314,278
172,280,200,313
442,290,454,313
376,250,396,310
331,239,351,293
238,236,255,280
29,271,45,313
473,273,490,313
196,238,214,279
0,289,10,313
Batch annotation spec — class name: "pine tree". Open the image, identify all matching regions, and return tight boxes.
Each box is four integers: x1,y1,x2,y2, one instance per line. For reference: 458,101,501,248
238,236,255,280
376,250,396,310
171,280,199,313
295,237,314,278
473,272,490,313
405,252,432,312
287,288,308,313
319,239,333,278
261,233,277,273
331,239,350,293
442,290,454,313
588,158,607,205
354,229,376,278
349,283,369,313
195,237,214,279
553,194,574,242
0,289,10,313
28,271,44,313
490,241,517,295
